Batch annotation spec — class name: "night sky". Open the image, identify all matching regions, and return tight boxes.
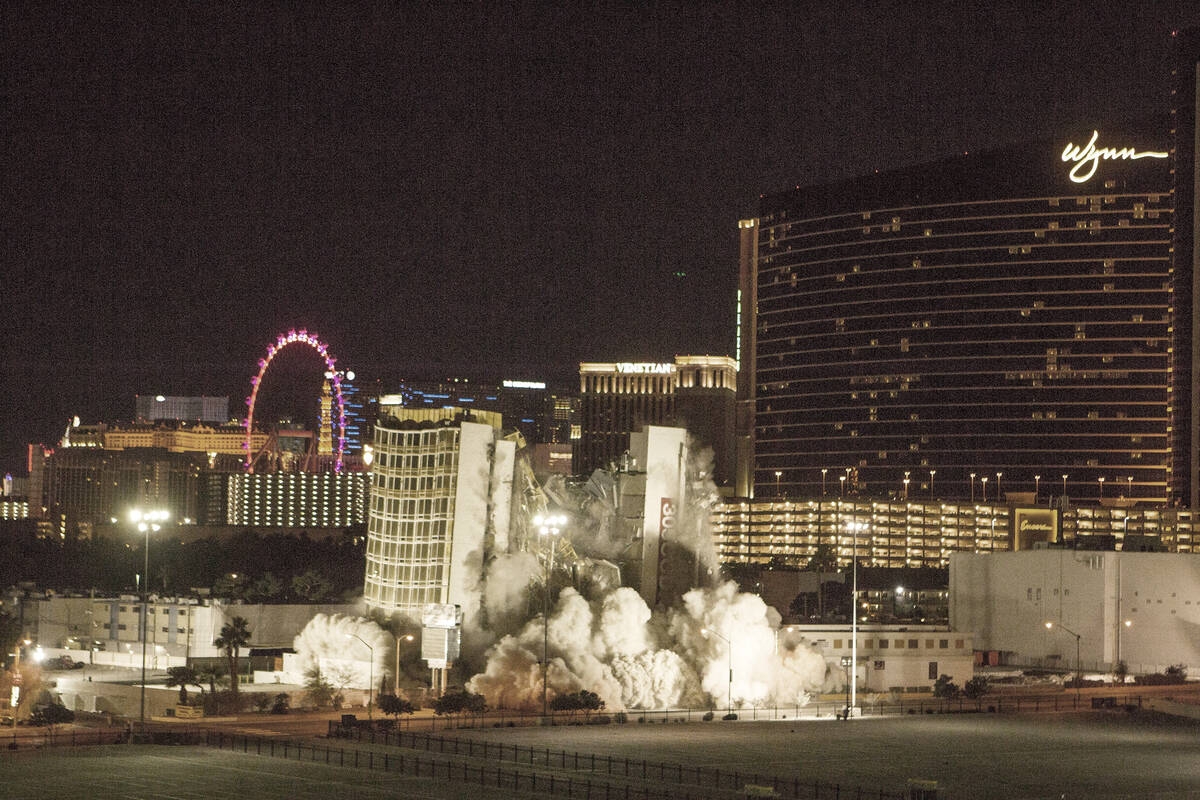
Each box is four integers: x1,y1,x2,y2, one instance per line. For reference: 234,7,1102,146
5,2,1200,473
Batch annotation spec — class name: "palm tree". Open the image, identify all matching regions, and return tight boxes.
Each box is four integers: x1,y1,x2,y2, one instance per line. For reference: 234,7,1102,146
195,663,227,696
215,616,252,697
165,666,203,704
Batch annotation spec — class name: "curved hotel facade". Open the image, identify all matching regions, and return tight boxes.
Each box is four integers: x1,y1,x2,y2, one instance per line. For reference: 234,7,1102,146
737,124,1174,506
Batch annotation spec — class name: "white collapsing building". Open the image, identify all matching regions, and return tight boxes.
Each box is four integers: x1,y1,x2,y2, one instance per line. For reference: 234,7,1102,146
363,406,516,627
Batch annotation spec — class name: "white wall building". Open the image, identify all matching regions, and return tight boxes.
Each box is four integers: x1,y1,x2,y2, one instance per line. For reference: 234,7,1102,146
363,406,516,626
951,550,1200,675
789,624,974,693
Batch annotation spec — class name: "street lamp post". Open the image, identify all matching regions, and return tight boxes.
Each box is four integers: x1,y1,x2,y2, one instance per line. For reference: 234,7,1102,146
1045,621,1082,704
535,513,567,719
130,508,168,732
845,520,866,714
1061,474,1069,506
995,472,1003,502
929,470,936,500
821,469,828,496
980,476,988,502
1035,475,1041,504
700,627,732,719
1127,475,1133,501
1098,477,1105,500
970,473,976,502
394,633,414,695
1117,619,1132,674
839,475,846,497
345,634,374,721
774,470,782,498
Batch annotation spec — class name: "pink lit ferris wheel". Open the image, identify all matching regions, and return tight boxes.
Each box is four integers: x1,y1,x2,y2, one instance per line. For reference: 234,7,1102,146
243,329,346,472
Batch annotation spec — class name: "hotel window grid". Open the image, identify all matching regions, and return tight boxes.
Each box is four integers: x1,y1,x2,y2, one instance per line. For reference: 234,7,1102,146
363,425,461,616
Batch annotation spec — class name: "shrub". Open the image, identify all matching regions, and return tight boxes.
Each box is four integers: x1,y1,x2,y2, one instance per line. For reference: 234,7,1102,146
271,693,290,715
614,712,628,724
254,695,272,712
31,703,74,726
962,676,989,700
433,690,486,716
1113,660,1129,684
378,694,417,718
932,674,960,699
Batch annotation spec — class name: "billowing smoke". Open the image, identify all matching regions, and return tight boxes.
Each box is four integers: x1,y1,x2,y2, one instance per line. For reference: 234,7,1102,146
466,434,828,711
467,581,828,711
293,613,391,681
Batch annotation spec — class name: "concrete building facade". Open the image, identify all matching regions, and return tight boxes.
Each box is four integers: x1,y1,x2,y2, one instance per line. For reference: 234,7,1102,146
951,550,1200,675
363,407,516,625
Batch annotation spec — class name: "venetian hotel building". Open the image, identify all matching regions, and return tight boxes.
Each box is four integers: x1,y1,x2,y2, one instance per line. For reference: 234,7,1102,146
737,123,1174,506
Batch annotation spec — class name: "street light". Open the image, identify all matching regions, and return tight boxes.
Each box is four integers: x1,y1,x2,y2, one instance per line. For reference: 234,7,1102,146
534,512,567,718
1045,621,1082,704
970,473,976,502
1127,475,1133,500
1098,476,1105,500
1035,475,1041,503
821,468,828,496
774,470,782,498
929,470,936,500
1117,619,1132,676
129,507,168,731
995,472,1003,502
980,476,988,502
700,627,732,719
844,520,867,714
394,633,414,695
1062,474,1069,506
839,475,846,497
345,634,374,722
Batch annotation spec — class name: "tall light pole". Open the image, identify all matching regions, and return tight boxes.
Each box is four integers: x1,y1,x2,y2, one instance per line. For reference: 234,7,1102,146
845,520,866,714
1062,474,1069,506
1127,475,1133,501
1098,476,1105,500
700,627,732,719
928,470,936,500
1117,619,1132,673
394,633,414,695
980,476,988,502
130,508,167,731
1045,621,1082,704
903,476,910,500
535,512,566,719
970,473,976,502
774,470,782,498
1035,475,1041,504
345,634,374,721
821,468,828,496
839,475,846,497
995,472,1003,503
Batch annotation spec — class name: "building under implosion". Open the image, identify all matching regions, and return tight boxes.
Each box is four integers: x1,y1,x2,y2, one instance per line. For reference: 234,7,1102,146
362,407,516,623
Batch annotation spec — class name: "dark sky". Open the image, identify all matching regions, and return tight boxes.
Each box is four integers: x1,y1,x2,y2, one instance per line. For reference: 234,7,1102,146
4,2,1200,473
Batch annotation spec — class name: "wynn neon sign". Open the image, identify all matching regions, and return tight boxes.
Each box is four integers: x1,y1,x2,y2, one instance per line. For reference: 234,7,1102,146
1060,130,1167,183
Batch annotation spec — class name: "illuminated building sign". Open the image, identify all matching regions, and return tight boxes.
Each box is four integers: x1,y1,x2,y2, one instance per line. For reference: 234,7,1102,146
1060,130,1167,184
502,379,546,389
616,363,674,374
1012,507,1059,550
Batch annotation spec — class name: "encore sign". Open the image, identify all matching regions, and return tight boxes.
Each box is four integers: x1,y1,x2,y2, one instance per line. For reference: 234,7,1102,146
1060,130,1167,183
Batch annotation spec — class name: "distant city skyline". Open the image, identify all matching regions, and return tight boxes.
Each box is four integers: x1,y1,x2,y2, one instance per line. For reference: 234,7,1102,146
7,4,1200,474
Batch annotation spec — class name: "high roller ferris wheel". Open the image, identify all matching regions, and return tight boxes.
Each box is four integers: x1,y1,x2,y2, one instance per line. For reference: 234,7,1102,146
242,328,346,473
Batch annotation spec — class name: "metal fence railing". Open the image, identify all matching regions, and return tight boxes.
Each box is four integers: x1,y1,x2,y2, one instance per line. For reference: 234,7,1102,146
325,723,906,800
353,693,1145,734
0,726,129,752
